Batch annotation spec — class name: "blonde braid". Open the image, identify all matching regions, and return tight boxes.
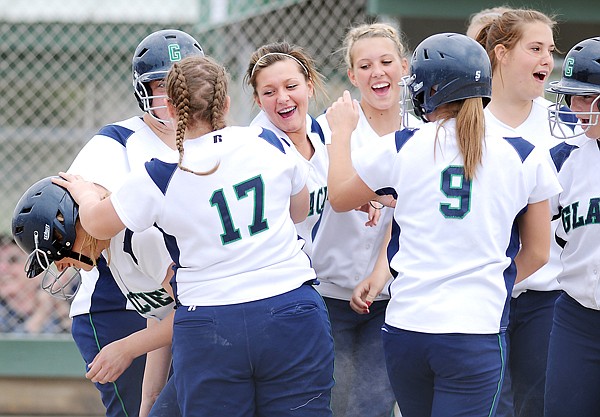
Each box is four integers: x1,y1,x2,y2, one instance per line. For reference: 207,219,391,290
169,60,220,176
210,65,228,131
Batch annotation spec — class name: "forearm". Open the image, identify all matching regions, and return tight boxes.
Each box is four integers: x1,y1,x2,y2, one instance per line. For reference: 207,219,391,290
514,200,551,283
370,222,393,282
140,344,172,417
327,139,376,212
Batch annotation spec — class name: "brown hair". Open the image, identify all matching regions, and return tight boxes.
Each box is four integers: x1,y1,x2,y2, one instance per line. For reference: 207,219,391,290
434,98,486,181
166,56,228,176
244,41,326,103
341,22,408,70
475,8,557,72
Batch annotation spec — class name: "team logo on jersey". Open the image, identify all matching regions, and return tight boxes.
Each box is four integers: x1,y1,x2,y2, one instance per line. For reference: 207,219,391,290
168,44,182,62
564,58,575,77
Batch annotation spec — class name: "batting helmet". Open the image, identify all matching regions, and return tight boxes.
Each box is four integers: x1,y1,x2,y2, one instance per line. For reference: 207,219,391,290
12,177,79,278
132,29,205,120
408,33,492,121
547,37,600,138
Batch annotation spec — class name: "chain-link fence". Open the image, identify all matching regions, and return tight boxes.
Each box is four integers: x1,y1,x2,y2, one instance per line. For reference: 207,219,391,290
0,0,377,333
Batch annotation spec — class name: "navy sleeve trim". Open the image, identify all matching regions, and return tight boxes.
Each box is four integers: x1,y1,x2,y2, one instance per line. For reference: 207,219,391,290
258,128,286,153
122,228,139,265
550,141,578,173
558,105,578,133
502,137,535,162
394,128,418,152
145,159,179,195
310,115,326,145
97,124,135,147
375,187,398,200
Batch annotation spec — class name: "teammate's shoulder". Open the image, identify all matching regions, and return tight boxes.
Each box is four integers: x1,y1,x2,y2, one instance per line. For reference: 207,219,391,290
393,127,420,152
144,158,179,195
96,116,148,146
549,137,587,173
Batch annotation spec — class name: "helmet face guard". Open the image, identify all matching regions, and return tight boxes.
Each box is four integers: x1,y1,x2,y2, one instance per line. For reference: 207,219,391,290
12,177,93,299
132,29,204,123
548,92,600,139
41,264,82,301
546,37,600,139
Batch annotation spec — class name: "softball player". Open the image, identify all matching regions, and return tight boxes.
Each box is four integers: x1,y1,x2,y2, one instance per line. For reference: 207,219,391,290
544,36,600,417
55,55,334,417
311,22,417,417
64,29,204,417
12,177,175,413
326,33,561,417
475,10,564,417
245,42,329,257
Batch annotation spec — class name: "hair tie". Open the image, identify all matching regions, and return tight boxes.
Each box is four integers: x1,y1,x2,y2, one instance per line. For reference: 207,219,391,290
250,52,309,78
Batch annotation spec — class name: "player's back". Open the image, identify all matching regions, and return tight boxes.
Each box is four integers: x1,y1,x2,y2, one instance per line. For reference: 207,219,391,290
353,120,559,334
112,125,315,307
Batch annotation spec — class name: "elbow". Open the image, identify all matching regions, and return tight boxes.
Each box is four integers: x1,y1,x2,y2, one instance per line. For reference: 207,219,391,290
328,194,353,213
528,247,550,276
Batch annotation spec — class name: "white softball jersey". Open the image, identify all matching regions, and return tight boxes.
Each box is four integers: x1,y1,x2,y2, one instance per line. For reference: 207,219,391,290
68,116,177,317
311,107,420,301
352,119,561,334
106,227,174,320
250,111,328,257
111,125,315,307
550,135,600,310
485,97,564,296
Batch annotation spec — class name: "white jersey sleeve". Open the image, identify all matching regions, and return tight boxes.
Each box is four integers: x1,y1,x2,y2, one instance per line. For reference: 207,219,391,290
67,130,130,192
107,228,174,320
111,165,168,233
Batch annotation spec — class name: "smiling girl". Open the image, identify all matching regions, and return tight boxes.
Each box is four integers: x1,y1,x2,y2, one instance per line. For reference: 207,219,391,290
476,9,562,417
311,22,418,417
245,42,328,257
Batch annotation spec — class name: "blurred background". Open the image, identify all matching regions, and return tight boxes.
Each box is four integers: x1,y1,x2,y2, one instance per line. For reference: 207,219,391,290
0,0,597,415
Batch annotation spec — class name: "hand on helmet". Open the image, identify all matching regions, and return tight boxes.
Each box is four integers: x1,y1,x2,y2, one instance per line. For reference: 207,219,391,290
52,172,105,206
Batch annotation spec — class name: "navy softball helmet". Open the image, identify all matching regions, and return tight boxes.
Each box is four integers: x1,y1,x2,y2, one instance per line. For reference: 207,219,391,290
408,33,492,121
547,37,600,138
547,37,600,98
132,29,204,117
12,177,79,278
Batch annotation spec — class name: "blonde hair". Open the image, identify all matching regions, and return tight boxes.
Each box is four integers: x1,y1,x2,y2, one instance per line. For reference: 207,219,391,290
166,56,228,176
244,41,326,103
466,6,512,39
435,98,486,181
341,22,408,69
475,8,558,71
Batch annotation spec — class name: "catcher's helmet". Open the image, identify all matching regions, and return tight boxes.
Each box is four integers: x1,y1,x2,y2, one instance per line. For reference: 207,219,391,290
547,37,600,138
12,177,79,278
132,29,204,120
407,33,492,121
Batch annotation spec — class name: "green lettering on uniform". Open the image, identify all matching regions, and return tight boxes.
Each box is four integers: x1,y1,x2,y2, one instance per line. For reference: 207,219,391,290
316,186,328,215
168,44,181,62
585,198,600,225
561,205,571,233
564,58,575,77
308,191,315,216
572,202,586,229
127,293,151,314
